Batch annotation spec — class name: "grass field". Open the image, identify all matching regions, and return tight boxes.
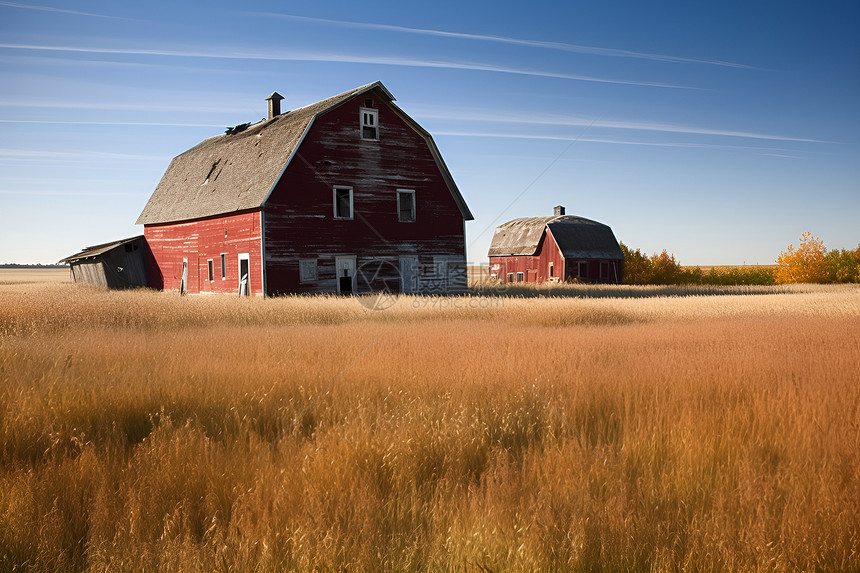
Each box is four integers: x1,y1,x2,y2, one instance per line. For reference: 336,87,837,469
1,276,858,571
0,268,70,285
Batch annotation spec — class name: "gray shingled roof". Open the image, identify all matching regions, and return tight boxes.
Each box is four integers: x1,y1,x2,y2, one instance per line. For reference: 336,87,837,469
59,235,144,264
136,81,472,225
488,215,623,260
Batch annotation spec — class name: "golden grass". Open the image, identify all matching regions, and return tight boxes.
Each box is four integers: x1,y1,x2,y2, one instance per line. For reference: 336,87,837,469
1,282,858,571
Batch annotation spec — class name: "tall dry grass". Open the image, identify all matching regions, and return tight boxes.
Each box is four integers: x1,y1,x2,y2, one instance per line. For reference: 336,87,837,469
1,282,858,571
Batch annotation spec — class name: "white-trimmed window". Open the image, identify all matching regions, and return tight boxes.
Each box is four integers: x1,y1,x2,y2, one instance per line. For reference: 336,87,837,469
333,186,353,219
220,253,226,279
397,189,416,222
507,273,514,283
207,259,214,282
516,272,524,283
578,262,588,279
360,108,378,140
548,262,554,278
299,259,318,283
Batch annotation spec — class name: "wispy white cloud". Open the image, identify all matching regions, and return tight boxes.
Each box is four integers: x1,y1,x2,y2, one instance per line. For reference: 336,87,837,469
0,53,251,75
433,130,798,153
0,97,247,114
418,108,829,143
0,189,146,196
0,119,224,127
0,1,133,20
0,43,697,89
249,12,754,69
0,148,166,161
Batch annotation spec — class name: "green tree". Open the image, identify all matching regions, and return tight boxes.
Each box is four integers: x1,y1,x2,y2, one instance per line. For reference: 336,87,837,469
619,242,652,285
823,246,860,283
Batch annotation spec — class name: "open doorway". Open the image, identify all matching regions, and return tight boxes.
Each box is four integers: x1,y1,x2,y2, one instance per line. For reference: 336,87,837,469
238,253,250,295
179,258,188,295
335,256,356,294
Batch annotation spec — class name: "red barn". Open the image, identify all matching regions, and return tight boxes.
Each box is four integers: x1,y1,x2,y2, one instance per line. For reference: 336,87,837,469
136,81,473,296
488,206,623,284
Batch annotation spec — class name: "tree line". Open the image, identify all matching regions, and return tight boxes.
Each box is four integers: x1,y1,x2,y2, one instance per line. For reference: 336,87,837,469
620,233,860,285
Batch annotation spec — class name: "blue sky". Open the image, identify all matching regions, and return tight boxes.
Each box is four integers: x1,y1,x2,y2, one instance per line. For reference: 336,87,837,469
1,0,858,265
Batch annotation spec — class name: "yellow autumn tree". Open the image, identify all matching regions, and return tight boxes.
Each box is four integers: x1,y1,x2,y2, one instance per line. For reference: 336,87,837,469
775,232,827,284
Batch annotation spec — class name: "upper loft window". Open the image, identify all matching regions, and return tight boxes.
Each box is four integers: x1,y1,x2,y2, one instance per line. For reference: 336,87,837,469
333,186,354,219
397,189,415,222
361,108,378,140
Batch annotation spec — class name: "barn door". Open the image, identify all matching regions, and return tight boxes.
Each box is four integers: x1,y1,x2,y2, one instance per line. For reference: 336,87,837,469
238,253,250,295
179,258,188,295
399,256,419,293
335,256,356,294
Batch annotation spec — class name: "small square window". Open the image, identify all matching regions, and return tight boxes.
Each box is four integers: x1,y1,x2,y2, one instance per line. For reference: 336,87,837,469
397,189,415,222
299,259,318,283
207,259,214,282
516,272,524,283
361,108,378,140
507,273,514,283
333,186,353,219
220,253,226,279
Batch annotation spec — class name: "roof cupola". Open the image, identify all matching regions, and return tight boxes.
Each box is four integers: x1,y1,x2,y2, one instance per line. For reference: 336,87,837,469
266,92,284,120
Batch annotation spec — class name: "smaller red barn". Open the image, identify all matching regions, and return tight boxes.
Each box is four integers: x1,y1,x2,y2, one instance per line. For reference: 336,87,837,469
488,206,623,284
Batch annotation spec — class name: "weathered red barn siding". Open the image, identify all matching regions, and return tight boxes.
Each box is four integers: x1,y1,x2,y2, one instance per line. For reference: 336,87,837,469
263,89,466,294
490,230,565,284
144,210,263,295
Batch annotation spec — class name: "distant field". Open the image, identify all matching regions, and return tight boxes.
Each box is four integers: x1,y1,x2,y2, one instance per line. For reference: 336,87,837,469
683,264,778,272
1,280,858,571
0,268,70,285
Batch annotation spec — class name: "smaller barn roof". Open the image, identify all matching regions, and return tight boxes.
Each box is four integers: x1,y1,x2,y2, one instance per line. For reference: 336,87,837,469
59,235,144,264
488,215,623,260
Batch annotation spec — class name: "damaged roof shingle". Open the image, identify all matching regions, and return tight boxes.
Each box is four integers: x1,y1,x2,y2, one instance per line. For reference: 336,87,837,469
136,82,394,225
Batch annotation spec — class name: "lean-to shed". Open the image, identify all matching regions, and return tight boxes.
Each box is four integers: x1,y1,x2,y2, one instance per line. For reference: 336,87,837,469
59,235,150,289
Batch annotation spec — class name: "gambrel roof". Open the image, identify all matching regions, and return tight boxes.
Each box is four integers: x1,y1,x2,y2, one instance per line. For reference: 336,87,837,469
137,81,472,225
489,215,623,260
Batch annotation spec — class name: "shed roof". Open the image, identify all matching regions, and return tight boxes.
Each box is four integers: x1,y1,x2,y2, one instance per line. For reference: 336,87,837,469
488,215,623,260
59,235,144,264
136,81,471,225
